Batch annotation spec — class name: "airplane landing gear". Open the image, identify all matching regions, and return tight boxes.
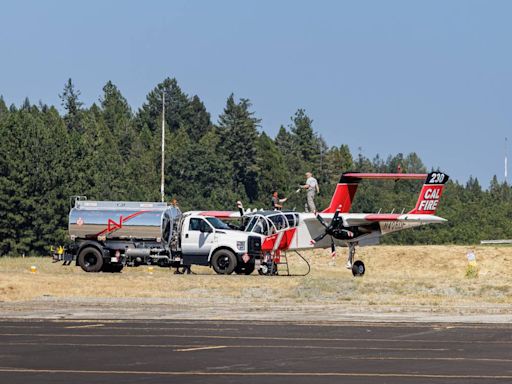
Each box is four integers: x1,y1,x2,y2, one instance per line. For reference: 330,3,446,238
346,243,356,269
258,261,278,276
352,260,365,277
347,243,365,277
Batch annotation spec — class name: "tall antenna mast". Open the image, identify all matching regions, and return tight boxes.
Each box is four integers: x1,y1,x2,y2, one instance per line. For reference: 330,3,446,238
505,137,508,183
160,92,165,202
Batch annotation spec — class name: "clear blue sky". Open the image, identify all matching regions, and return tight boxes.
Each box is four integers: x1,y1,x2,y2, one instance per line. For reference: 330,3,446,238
1,0,511,186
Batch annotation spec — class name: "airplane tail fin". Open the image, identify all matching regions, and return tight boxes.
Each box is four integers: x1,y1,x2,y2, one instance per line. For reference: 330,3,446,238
408,172,449,215
322,174,360,213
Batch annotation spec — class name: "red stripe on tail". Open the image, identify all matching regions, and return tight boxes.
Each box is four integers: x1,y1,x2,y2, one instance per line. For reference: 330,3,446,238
322,183,358,213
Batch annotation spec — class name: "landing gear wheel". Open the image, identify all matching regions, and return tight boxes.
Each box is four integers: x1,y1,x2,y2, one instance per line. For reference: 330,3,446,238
352,260,365,277
211,250,237,275
77,246,104,273
258,262,278,276
235,261,255,275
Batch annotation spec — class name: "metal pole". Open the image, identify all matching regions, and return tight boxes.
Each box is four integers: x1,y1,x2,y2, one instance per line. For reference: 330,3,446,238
505,137,508,183
160,92,165,202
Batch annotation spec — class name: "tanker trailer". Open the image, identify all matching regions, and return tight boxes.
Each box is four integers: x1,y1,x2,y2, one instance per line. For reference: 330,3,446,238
56,197,182,272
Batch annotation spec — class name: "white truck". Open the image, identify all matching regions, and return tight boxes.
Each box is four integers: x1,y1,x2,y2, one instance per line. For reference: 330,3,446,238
55,198,262,274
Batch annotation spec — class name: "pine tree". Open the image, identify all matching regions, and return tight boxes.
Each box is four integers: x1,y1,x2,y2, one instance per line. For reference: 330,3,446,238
136,77,191,133
0,103,73,255
100,81,134,158
0,96,7,118
0,106,15,255
218,94,261,202
188,95,213,141
124,123,160,201
80,105,127,200
160,125,231,209
59,78,84,132
255,132,287,207
289,109,317,164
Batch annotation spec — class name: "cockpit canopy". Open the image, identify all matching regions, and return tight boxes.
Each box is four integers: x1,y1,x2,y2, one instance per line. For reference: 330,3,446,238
242,211,299,236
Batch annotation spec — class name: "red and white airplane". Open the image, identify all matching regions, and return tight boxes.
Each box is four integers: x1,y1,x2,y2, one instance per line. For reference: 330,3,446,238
199,171,449,276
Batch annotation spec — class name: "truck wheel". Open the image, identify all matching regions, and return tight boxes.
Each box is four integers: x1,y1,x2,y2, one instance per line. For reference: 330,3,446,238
78,246,104,273
235,261,255,275
211,250,237,275
102,264,124,273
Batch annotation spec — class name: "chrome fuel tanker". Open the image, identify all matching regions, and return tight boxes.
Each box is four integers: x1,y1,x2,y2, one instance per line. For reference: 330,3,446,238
55,197,262,274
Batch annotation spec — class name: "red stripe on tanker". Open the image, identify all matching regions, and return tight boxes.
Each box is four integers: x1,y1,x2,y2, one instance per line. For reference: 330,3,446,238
96,210,150,236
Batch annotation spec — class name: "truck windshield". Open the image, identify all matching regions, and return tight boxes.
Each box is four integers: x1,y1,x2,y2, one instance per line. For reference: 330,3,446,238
206,217,231,230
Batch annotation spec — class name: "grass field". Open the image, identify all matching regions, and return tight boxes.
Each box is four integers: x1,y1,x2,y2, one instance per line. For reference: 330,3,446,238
1,246,511,315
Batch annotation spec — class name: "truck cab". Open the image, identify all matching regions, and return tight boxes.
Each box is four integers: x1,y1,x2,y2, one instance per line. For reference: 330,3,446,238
177,212,263,275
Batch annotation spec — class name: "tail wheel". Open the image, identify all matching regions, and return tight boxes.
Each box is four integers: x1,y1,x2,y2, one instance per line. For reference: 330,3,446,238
78,246,104,273
352,260,365,277
211,249,237,275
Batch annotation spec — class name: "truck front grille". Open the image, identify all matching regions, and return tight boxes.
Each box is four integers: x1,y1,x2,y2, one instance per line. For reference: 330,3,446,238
248,236,262,254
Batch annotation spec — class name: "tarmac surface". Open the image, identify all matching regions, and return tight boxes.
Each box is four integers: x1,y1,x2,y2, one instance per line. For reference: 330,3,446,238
0,319,511,384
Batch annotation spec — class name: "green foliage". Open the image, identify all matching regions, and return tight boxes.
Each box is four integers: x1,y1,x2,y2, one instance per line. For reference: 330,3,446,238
59,78,83,132
218,94,260,202
1,77,511,256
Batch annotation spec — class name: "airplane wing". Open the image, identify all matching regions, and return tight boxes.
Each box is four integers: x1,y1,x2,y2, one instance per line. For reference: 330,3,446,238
303,212,446,226
342,213,447,226
341,173,428,181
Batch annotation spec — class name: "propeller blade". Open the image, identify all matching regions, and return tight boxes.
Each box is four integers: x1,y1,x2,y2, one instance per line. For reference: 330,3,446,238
330,238,336,256
311,231,328,244
327,205,343,232
315,213,329,228
332,205,341,222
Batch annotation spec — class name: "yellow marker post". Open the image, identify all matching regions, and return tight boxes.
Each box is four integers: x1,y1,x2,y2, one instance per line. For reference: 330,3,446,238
147,266,154,275
465,249,478,278
467,250,477,266
30,265,37,273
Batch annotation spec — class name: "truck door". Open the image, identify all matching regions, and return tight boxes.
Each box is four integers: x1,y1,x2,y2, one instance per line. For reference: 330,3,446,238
181,217,215,259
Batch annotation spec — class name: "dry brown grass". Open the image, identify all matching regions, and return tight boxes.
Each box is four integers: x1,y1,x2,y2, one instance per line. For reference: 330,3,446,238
1,246,511,312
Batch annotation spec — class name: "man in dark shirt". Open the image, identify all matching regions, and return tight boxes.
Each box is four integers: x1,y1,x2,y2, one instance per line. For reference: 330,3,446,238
271,191,287,210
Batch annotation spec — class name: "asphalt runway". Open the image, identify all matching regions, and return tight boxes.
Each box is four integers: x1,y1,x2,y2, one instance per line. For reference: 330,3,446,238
0,319,511,383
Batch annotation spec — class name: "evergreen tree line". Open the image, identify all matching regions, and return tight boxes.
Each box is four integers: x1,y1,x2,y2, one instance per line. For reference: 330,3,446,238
0,78,510,256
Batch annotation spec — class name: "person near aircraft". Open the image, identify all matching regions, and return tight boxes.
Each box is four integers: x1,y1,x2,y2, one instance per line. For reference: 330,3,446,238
302,172,319,213
271,191,287,210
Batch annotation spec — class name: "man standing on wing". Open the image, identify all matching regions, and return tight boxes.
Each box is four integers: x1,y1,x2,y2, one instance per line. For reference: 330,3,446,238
301,172,319,213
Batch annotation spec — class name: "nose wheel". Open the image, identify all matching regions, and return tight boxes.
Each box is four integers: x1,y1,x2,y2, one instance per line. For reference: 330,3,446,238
351,260,365,277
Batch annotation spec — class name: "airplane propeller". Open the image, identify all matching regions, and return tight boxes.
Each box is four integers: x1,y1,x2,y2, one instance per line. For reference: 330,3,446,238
310,205,354,257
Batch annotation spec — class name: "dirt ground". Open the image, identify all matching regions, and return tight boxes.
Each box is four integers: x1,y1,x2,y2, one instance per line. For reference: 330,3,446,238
1,245,511,322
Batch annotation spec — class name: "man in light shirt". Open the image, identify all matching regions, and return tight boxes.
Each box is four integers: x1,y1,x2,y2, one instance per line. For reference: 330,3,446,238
302,172,319,213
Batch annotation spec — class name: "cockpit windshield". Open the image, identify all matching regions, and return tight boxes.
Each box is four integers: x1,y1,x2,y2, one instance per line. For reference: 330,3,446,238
268,214,287,231
252,217,269,235
243,212,298,236
206,217,231,230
